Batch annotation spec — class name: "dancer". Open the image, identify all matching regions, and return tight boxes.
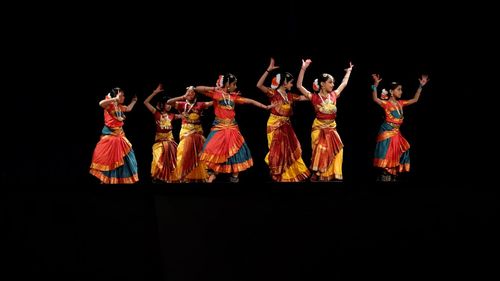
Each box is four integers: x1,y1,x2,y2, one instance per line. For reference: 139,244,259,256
256,57,310,182
167,86,213,182
143,83,181,183
371,73,429,181
297,59,353,181
90,87,139,184
194,73,273,183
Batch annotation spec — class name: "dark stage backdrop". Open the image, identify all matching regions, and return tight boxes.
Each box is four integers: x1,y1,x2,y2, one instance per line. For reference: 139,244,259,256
4,2,497,281
3,0,477,185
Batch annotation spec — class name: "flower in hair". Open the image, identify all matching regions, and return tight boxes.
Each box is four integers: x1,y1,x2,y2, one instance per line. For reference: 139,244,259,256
312,79,320,92
271,73,281,89
381,89,389,100
216,75,224,88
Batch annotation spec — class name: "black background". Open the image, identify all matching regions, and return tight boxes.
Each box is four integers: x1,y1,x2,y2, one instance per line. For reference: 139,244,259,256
4,1,480,184
4,1,497,280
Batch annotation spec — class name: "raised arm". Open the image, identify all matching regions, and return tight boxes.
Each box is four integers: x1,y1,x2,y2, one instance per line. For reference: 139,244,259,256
167,86,191,105
238,97,274,110
371,74,384,106
405,74,429,106
99,96,118,108
335,62,354,97
297,59,313,100
143,83,164,113
294,94,309,101
125,95,138,112
256,57,280,94
166,95,186,105
194,85,216,99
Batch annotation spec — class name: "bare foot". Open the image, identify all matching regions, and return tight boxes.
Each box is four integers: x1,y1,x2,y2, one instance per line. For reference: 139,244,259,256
207,174,216,183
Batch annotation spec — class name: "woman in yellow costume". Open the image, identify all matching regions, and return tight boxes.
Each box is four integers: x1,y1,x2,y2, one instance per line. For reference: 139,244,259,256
256,58,310,182
297,59,353,181
144,84,181,183
167,86,213,182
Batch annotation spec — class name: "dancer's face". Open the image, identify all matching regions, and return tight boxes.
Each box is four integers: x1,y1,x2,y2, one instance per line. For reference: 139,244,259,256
116,91,125,104
284,79,294,91
322,78,334,92
227,81,237,93
391,86,403,99
185,89,196,101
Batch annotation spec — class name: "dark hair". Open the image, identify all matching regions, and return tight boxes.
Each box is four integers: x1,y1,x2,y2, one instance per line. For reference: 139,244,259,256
156,95,172,112
109,87,122,98
280,72,294,87
222,73,237,86
313,73,334,93
389,82,401,91
318,73,334,84
385,82,402,99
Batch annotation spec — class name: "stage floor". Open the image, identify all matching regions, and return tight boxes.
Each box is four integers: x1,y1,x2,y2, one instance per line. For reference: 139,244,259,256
5,182,499,280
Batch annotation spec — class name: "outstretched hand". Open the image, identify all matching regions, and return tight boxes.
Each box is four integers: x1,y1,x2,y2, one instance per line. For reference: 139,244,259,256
153,83,164,94
115,92,124,101
267,57,280,72
345,61,354,71
419,74,429,86
266,103,278,110
302,59,312,69
371,74,382,86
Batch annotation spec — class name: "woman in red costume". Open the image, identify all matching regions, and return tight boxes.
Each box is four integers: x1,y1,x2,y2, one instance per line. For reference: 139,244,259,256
194,73,273,183
371,74,429,181
90,87,139,184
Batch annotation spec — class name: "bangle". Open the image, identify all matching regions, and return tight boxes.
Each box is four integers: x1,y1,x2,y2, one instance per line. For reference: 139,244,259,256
418,84,424,89
266,69,271,72
371,85,377,91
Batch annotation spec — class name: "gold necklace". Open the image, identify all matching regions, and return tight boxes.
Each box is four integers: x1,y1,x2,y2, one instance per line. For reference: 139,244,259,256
184,99,196,114
390,99,403,116
222,91,232,108
318,91,331,104
277,89,289,103
113,100,124,121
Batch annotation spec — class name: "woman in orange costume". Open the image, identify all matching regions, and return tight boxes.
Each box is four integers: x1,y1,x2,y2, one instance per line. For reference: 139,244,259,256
297,59,353,181
167,86,213,183
143,84,181,183
194,73,273,183
371,74,429,181
90,87,139,184
256,58,310,182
